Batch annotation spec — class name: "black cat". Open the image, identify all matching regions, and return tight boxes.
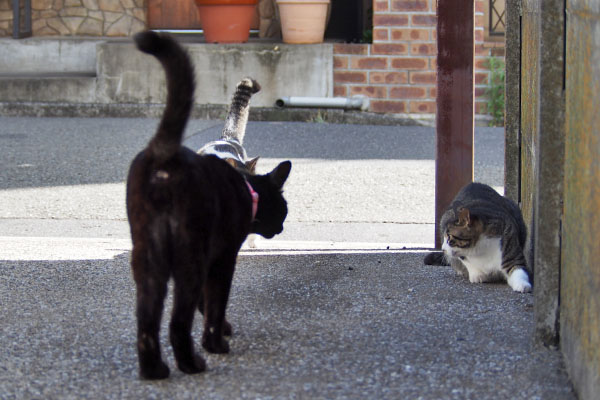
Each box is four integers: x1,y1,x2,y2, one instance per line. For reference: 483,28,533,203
126,31,292,380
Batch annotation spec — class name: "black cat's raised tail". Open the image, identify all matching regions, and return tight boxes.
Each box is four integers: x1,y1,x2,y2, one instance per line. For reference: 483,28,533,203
134,31,195,163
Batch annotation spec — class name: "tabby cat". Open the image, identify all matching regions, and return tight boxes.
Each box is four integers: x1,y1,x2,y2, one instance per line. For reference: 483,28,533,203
126,31,292,380
197,77,260,173
424,182,532,293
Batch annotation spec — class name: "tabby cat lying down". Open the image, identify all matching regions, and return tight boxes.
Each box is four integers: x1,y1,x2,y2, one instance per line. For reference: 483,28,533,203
425,182,532,293
126,31,292,379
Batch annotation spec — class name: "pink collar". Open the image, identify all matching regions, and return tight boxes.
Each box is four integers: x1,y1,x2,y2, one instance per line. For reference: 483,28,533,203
246,181,259,221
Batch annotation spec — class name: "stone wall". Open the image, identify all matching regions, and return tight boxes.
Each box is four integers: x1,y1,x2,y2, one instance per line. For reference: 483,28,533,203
0,0,12,36
0,0,146,36
333,0,503,116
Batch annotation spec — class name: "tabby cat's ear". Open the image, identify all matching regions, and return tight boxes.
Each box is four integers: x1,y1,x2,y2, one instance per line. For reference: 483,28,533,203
246,157,260,174
269,161,292,188
457,207,471,226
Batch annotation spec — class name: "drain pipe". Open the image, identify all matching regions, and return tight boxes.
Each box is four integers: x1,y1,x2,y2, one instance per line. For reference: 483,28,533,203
275,96,369,111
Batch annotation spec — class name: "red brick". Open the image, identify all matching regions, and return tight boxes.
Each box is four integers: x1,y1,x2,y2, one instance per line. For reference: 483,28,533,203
475,72,488,84
374,1,389,12
475,44,490,56
370,71,408,84
475,101,488,114
391,0,428,11
349,85,388,98
333,43,368,55
429,87,437,98
410,71,437,84
391,57,428,69
350,56,388,70
373,28,389,41
409,100,436,113
475,58,490,70
475,29,484,42
334,71,367,84
411,43,437,56
411,14,437,26
491,47,505,57
391,28,430,41
334,85,347,97
371,100,407,113
475,0,485,13
373,14,409,27
333,56,348,69
430,57,437,69
371,43,408,55
474,87,487,97
476,14,485,28
390,86,427,99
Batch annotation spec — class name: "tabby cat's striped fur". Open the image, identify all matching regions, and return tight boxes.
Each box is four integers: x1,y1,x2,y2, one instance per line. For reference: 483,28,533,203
425,182,532,293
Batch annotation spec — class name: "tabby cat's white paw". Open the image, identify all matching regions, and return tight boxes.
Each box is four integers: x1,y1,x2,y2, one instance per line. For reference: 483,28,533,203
508,269,532,293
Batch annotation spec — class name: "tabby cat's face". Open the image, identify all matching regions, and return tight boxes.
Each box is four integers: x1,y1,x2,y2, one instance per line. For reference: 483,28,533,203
441,207,482,259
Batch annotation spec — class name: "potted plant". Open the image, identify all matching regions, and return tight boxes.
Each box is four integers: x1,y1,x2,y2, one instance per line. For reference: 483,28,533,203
194,0,259,43
276,0,330,44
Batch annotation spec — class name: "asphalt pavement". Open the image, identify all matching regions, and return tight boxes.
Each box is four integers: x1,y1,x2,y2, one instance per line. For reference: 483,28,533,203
0,117,574,399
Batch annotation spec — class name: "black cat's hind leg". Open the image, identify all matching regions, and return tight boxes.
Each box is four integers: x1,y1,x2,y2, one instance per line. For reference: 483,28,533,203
197,299,233,336
133,250,170,380
202,255,236,354
170,272,207,374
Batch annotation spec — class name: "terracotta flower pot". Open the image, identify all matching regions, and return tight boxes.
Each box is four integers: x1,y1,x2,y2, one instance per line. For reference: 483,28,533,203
276,0,330,44
195,0,259,43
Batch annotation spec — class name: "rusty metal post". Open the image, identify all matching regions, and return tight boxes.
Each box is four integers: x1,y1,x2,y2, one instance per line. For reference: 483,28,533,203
434,0,475,248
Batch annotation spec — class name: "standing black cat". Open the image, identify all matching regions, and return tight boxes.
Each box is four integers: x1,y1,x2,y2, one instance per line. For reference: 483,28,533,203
126,31,292,380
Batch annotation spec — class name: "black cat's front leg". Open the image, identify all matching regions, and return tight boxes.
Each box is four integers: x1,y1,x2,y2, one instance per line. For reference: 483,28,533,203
134,270,170,380
170,274,206,374
202,257,235,354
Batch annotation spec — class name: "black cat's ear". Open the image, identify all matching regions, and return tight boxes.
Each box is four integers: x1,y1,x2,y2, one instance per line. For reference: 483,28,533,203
246,157,260,174
225,158,238,169
457,207,471,226
269,161,292,188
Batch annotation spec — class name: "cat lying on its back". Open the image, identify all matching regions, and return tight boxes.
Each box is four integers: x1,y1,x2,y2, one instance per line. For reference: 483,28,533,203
425,182,532,293
126,31,292,380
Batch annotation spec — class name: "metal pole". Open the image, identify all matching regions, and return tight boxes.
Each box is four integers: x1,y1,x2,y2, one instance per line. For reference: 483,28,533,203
434,0,475,248
12,0,32,39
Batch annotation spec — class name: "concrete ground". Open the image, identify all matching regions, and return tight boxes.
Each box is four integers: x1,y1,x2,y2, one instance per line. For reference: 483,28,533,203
0,117,575,399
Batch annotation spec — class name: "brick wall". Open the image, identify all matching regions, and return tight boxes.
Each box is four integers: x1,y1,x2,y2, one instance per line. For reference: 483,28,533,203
333,0,504,117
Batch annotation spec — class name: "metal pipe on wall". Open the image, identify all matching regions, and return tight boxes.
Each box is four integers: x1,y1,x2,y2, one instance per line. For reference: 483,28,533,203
275,96,368,110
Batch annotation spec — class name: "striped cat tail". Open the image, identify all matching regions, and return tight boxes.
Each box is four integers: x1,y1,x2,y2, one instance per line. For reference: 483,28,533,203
222,77,261,144
134,31,195,163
